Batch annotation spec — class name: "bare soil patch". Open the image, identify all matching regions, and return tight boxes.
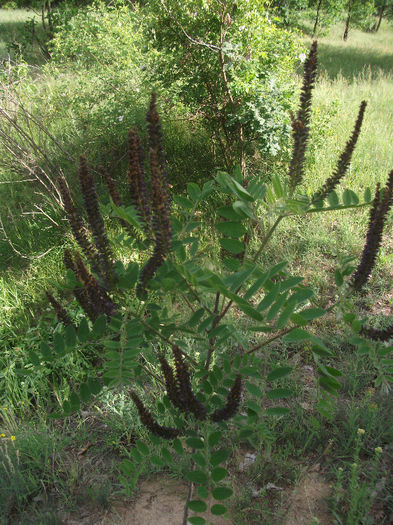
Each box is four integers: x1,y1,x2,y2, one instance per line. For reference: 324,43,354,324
283,470,331,525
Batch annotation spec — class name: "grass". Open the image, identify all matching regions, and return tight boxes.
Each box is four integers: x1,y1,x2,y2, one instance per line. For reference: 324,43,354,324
0,9,393,525
0,8,44,63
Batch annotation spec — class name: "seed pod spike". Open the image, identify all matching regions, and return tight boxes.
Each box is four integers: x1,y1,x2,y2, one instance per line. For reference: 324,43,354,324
210,374,242,422
63,249,97,322
46,291,73,327
288,41,318,194
79,156,116,287
130,391,181,439
58,176,101,276
313,101,367,202
172,345,207,420
137,95,172,298
351,170,393,291
127,128,152,230
158,353,187,411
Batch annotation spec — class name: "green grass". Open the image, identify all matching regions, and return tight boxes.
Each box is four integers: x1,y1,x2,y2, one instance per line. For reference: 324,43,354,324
0,8,43,62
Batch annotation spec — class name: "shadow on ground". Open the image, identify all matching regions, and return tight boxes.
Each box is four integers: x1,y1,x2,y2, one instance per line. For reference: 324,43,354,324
317,41,393,80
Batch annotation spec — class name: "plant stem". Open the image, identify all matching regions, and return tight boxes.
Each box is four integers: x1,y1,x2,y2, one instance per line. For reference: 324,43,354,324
252,215,284,263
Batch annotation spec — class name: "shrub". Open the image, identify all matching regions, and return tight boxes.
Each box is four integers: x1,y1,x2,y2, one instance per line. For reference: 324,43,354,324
23,43,393,523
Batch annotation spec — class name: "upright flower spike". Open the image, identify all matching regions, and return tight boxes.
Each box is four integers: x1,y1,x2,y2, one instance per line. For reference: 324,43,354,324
288,41,318,194
79,156,115,286
137,95,172,298
171,345,207,420
127,128,152,230
210,374,242,422
351,170,393,291
58,176,101,277
46,291,73,327
101,166,123,207
130,391,181,439
64,249,97,322
73,252,117,318
158,353,187,411
313,101,367,203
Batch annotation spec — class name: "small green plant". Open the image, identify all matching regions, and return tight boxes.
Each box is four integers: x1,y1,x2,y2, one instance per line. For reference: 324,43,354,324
331,428,384,524
24,42,393,524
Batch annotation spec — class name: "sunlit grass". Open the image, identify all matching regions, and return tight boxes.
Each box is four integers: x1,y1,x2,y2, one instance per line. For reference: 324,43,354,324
269,22,393,298
0,8,42,61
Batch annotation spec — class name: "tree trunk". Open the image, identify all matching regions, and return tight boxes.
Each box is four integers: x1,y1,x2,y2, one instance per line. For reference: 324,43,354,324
312,0,323,37
375,5,386,32
343,0,353,41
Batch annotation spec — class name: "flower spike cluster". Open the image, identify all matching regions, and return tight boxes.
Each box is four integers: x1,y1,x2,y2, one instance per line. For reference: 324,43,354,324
130,391,181,439
137,94,172,298
64,249,117,322
351,170,393,291
313,101,367,203
131,347,243,438
57,175,101,277
46,291,73,327
288,41,318,194
79,156,115,286
211,374,242,422
127,128,152,230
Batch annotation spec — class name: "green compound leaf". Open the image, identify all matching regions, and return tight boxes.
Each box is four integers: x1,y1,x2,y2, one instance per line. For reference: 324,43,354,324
79,383,91,402
197,485,209,499
53,333,65,355
267,366,292,382
64,324,76,347
266,388,293,400
161,447,172,464
40,342,52,360
232,200,255,219
212,487,233,500
28,350,40,366
187,182,201,201
217,206,241,221
208,431,222,448
266,407,290,417
130,448,143,463
119,459,134,476
211,467,228,483
136,440,150,456
219,238,244,254
211,503,227,516
327,190,339,207
186,438,205,450
172,438,184,455
216,221,246,238
187,517,206,525
210,449,230,467
150,455,165,466
193,452,207,468
364,187,372,202
187,500,208,513
69,392,80,410
78,318,90,342
92,315,106,337
334,269,344,287
185,470,208,484
245,382,263,397
87,378,101,395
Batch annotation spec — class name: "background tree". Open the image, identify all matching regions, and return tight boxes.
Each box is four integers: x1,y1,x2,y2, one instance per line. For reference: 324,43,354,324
140,0,300,177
